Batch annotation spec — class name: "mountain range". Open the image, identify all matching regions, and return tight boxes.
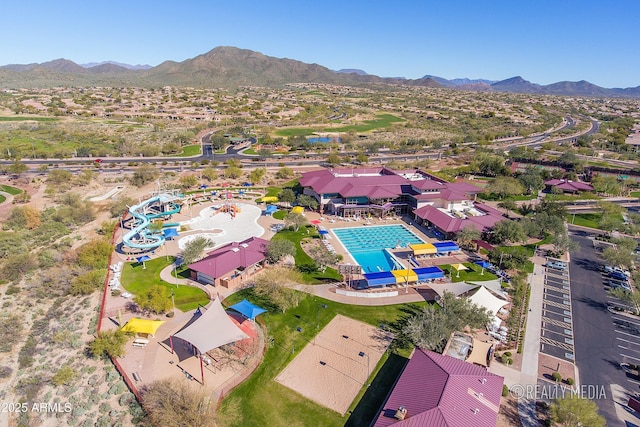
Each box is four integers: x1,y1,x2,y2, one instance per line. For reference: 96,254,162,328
1,46,639,98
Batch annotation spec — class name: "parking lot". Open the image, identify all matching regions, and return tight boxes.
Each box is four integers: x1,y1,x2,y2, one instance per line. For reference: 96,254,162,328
540,258,575,362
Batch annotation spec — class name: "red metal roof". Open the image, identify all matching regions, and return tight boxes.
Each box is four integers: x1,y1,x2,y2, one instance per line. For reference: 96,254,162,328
373,349,503,427
188,237,268,279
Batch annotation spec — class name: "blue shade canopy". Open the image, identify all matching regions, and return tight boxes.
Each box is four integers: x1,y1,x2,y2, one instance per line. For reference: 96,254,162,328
475,260,491,268
163,228,179,238
412,266,445,280
136,255,151,262
265,205,278,214
432,241,460,253
229,299,267,320
363,271,396,287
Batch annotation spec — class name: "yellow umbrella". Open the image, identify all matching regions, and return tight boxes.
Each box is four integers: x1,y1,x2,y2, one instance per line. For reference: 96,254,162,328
450,263,468,277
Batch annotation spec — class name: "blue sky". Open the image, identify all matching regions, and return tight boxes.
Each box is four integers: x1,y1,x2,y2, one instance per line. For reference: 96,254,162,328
3,0,639,88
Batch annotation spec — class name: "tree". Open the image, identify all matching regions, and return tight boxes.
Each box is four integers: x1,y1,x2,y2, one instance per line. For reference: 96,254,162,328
490,220,527,244
516,169,545,194
249,167,266,185
7,161,28,176
455,227,481,250
224,166,242,179
284,213,307,231
200,167,217,182
178,174,198,189
403,291,491,352
308,245,337,273
6,205,41,230
601,246,635,270
551,231,579,255
275,167,294,180
69,269,107,295
141,378,216,427
253,267,302,313
89,329,128,359
131,164,160,187
537,199,568,218
550,395,605,427
471,152,509,176
609,287,640,315
296,194,319,210
596,201,625,232
265,239,296,263
181,236,214,265
109,196,135,218
591,174,621,196
278,188,296,206
47,169,73,186
134,285,173,314
326,152,342,165
497,199,517,216
76,239,113,269
485,177,525,199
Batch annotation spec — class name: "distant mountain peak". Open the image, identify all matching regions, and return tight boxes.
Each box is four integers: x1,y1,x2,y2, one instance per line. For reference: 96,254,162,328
336,69,369,76
81,61,152,70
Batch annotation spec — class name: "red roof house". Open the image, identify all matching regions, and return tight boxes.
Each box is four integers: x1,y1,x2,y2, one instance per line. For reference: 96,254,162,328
544,179,593,194
189,237,268,288
373,349,503,427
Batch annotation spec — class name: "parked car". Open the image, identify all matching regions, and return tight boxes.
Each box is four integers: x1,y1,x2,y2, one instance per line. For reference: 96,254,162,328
609,271,629,282
545,261,567,270
604,280,631,290
603,265,631,276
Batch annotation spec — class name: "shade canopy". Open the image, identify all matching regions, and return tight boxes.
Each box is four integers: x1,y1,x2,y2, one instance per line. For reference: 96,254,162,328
475,260,491,268
433,241,460,253
264,205,278,214
410,243,437,255
363,271,396,287
451,263,468,271
311,219,322,225
229,299,267,321
136,255,151,262
260,196,278,203
413,266,445,280
173,297,249,354
391,269,419,283
163,228,179,238
121,318,165,336
467,286,508,317
291,206,304,214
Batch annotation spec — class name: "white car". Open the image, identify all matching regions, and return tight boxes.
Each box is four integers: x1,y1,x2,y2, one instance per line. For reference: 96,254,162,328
546,261,567,270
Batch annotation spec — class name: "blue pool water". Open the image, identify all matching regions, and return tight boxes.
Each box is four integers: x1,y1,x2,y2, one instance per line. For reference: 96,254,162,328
333,225,424,273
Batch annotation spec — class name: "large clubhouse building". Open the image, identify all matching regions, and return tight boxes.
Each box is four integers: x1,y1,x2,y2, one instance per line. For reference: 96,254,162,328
299,167,504,238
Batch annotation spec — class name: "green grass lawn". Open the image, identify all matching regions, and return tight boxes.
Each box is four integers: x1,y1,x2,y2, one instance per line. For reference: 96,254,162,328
272,210,287,220
567,213,601,228
0,116,58,122
545,192,601,201
174,144,201,157
630,191,640,199
439,262,499,282
477,193,537,201
120,256,209,312
274,128,318,137
219,289,422,427
0,184,23,195
274,114,404,137
271,226,342,283
0,194,5,204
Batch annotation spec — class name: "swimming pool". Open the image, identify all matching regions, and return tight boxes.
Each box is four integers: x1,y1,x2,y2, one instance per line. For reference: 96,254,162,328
333,225,424,273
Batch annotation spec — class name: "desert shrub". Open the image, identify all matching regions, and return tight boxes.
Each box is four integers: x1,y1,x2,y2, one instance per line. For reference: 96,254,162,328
552,372,562,382
502,384,509,397
565,377,575,385
51,365,76,386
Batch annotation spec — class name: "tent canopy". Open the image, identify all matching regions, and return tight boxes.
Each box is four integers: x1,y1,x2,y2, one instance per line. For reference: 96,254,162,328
136,255,151,262
121,318,165,336
410,243,437,255
264,205,278,214
173,297,249,354
363,271,396,287
432,241,460,253
475,260,491,268
229,299,267,320
260,196,278,203
451,263,468,271
467,286,508,317
413,266,445,280
163,228,179,238
291,206,304,214
391,269,419,283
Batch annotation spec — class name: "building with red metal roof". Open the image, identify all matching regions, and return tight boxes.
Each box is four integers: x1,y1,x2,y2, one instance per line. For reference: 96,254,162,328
373,349,503,427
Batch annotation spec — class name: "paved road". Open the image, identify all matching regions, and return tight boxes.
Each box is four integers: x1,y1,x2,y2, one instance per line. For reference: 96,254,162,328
570,233,630,426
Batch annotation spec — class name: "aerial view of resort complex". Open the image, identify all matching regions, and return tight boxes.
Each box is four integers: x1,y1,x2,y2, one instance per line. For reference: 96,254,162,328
2,3,640,427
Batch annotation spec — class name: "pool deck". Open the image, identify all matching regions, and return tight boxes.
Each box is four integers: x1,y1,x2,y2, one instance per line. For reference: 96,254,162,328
309,213,470,273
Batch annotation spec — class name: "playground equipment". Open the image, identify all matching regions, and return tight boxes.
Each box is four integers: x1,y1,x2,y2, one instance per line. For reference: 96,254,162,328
122,194,182,250
219,204,240,218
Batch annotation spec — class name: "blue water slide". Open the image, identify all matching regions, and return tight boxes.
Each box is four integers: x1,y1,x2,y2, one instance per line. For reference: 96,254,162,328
122,197,167,250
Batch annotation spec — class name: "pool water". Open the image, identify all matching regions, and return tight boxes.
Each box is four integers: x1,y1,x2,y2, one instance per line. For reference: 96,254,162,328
333,225,424,273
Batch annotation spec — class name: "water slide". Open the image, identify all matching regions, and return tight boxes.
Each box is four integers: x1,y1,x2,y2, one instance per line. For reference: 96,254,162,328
122,196,181,250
